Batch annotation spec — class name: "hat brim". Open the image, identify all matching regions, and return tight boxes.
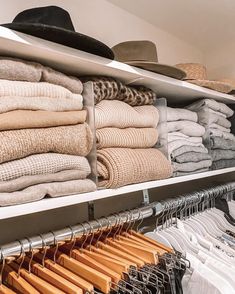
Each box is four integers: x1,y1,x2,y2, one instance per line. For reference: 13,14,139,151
1,23,114,60
125,61,186,80
188,80,232,94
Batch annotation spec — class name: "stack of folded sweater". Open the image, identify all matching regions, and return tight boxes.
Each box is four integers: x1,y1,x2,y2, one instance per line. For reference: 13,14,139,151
0,57,96,206
83,77,172,188
186,99,235,170
165,107,212,176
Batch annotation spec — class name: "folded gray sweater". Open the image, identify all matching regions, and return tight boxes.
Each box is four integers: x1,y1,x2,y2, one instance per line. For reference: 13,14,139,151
210,137,235,150
172,160,212,172
212,159,235,170
174,152,212,163
171,145,209,159
211,150,235,161
166,121,205,137
173,168,209,177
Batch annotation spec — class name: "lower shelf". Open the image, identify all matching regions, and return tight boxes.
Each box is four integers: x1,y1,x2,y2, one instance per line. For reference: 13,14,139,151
1,167,235,220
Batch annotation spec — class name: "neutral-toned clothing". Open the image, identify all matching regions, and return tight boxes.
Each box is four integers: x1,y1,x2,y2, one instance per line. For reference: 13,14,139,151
165,121,205,137
172,160,212,172
0,124,93,163
0,96,83,113
210,129,235,141
0,57,83,94
171,145,209,159
0,170,89,193
0,153,91,182
212,159,235,170
96,127,158,149
210,137,235,150
211,149,235,161
210,123,230,133
97,148,172,188
168,139,205,155
0,179,96,207
167,107,198,122
173,168,209,177
95,100,159,129
174,152,211,163
0,110,87,130
197,109,231,128
168,133,202,144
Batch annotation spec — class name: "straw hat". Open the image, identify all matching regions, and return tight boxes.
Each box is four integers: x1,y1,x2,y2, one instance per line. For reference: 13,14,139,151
112,41,186,80
175,63,232,94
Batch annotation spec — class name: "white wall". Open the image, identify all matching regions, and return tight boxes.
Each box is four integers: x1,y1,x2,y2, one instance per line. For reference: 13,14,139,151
0,0,204,65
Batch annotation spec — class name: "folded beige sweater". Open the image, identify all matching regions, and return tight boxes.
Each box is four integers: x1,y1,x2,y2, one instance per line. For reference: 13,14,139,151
0,170,88,193
0,80,80,99
0,179,97,207
96,127,158,149
0,153,91,182
95,100,159,129
0,96,83,113
0,110,87,130
0,124,93,163
97,148,172,188
0,57,83,94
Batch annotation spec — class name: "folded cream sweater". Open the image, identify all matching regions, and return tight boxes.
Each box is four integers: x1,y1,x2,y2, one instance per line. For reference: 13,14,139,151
97,148,172,188
0,123,93,163
0,110,87,130
167,107,198,122
0,153,91,182
95,100,159,129
96,127,158,149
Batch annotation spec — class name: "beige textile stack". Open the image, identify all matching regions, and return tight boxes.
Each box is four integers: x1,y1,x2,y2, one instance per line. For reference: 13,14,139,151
94,88,172,189
0,57,97,206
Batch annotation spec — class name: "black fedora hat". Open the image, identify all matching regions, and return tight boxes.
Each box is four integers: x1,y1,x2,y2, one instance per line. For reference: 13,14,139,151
2,6,114,60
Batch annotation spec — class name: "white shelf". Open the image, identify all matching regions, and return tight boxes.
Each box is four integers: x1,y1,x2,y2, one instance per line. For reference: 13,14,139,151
0,26,234,104
0,167,235,220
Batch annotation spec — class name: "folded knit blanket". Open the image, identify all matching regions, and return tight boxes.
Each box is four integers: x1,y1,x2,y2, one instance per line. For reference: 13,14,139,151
186,99,234,118
210,137,235,150
0,153,91,182
81,76,156,106
212,159,235,170
168,133,202,144
0,124,93,163
96,128,158,149
0,57,83,94
0,96,83,113
0,80,80,99
0,179,96,207
210,129,235,141
171,145,209,159
172,160,212,172
97,148,172,188
165,121,205,137
0,170,89,193
211,150,235,161
197,110,231,128
0,110,87,130
210,123,230,133
168,140,205,155
167,107,198,122
95,100,159,129
173,168,209,177
174,152,211,163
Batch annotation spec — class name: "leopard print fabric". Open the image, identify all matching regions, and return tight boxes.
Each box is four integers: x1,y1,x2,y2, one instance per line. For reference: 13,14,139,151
81,76,157,106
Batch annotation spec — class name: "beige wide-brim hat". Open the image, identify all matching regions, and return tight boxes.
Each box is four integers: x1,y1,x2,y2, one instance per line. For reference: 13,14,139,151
176,63,232,94
112,40,186,80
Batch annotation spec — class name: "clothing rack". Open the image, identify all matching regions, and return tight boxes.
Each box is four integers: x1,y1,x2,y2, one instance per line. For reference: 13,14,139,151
1,181,235,260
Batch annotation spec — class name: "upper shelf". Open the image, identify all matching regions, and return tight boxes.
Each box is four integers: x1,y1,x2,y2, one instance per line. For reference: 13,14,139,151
1,167,235,220
0,26,234,104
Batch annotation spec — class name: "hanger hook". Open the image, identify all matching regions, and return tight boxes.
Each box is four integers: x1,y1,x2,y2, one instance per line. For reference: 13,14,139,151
93,218,104,246
136,209,144,232
39,234,49,268
79,223,88,250
68,226,77,258
50,231,59,264
25,237,35,274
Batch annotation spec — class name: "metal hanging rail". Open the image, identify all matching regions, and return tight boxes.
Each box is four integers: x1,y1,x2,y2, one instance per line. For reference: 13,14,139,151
1,181,235,259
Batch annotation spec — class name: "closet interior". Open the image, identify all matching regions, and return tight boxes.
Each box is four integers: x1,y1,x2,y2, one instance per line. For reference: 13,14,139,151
0,1,235,293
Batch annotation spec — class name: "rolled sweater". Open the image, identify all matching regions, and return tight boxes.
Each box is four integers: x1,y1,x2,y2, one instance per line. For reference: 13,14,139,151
95,100,159,129
0,123,93,163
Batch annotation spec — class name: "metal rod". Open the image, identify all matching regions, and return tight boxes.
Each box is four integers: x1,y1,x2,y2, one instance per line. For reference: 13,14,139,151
1,181,235,259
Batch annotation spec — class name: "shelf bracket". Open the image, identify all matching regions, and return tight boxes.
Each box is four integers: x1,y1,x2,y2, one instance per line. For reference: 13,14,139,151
142,189,150,206
88,201,95,221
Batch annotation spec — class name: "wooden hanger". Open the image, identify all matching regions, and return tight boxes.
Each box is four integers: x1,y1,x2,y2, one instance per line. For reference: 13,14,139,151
0,284,16,294
12,260,62,294
51,249,111,294
3,263,39,294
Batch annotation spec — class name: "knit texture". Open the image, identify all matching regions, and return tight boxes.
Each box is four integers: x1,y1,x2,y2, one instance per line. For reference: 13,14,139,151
212,159,235,170
211,150,235,161
168,140,205,155
165,121,205,137
81,76,156,106
186,99,234,117
0,80,80,99
173,168,209,177
0,124,93,163
0,153,91,181
171,145,209,159
210,130,235,141
0,57,83,94
168,133,202,144
210,137,235,150
172,160,212,172
95,100,159,129
210,123,230,133
174,152,211,163
0,96,83,113
0,179,96,206
167,107,198,122
96,127,158,149
0,170,89,193
197,109,231,128
97,148,172,188
0,110,87,130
